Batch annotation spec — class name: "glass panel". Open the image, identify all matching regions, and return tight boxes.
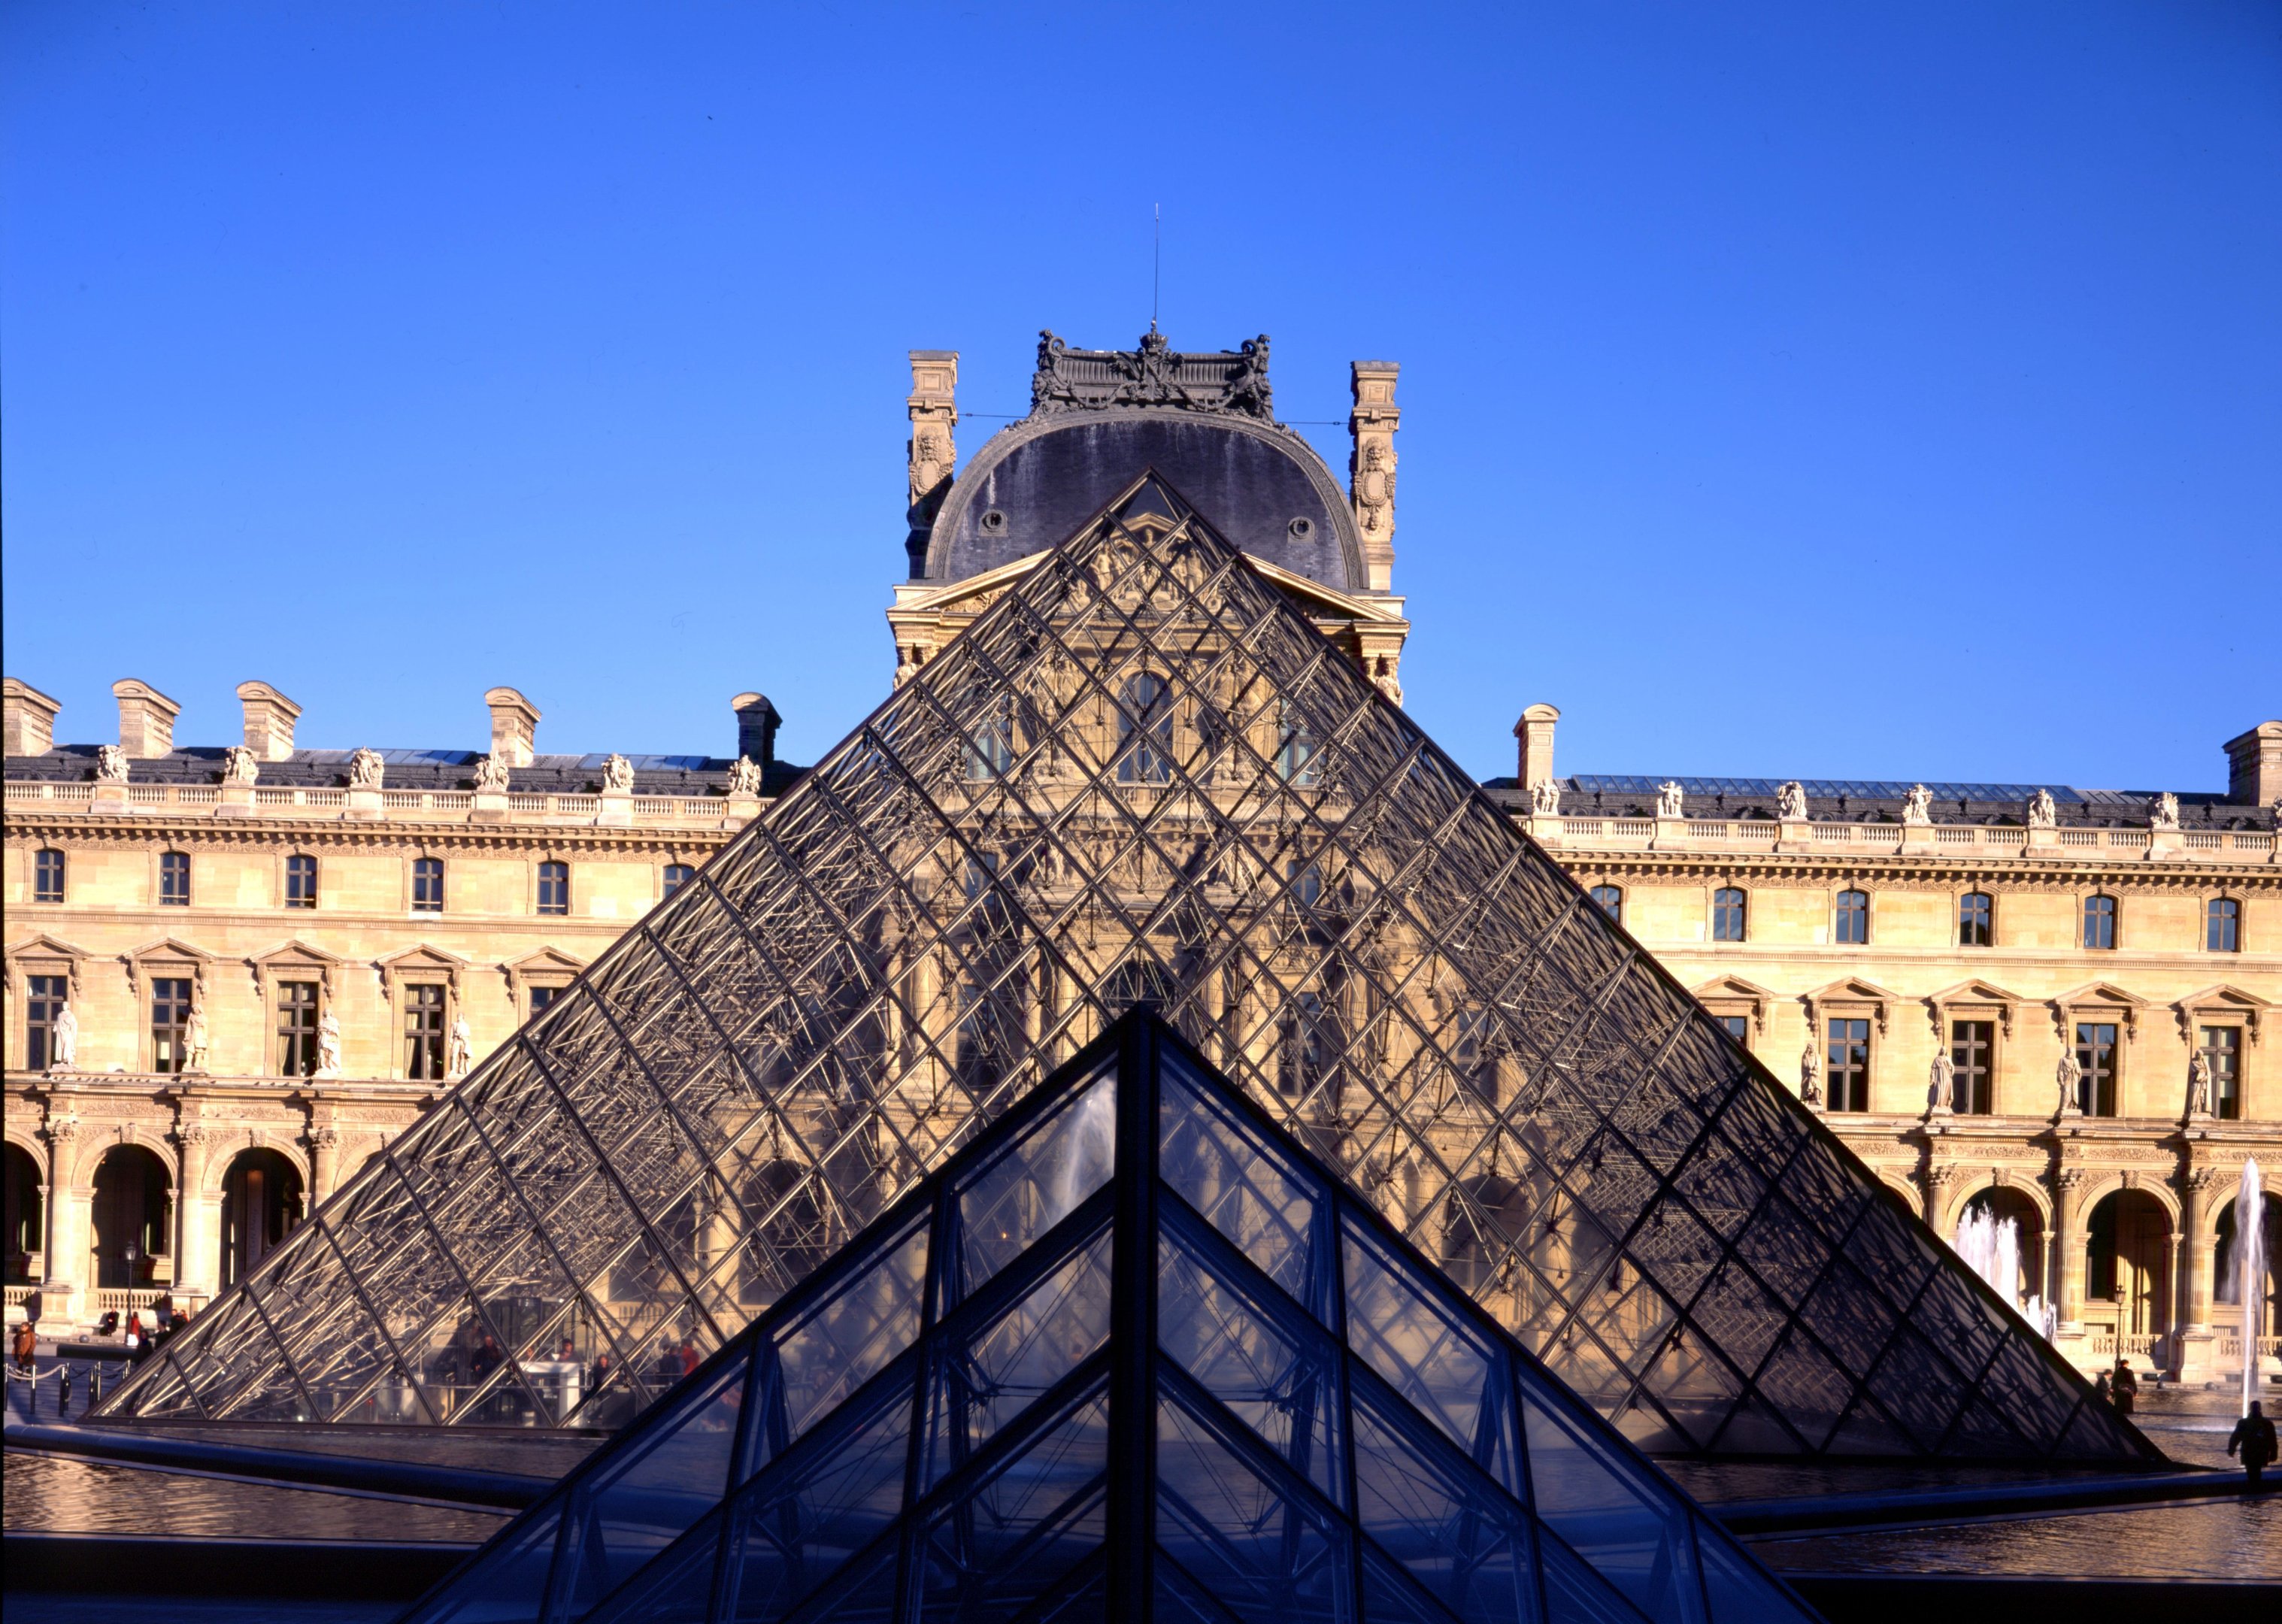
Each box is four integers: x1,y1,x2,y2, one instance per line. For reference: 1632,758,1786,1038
1157,1224,1341,1498
773,1216,929,1447
1520,1380,1698,1622
1344,1217,1519,1495
1159,1051,1323,1312
957,1065,1117,1295
724,1377,913,1622
1350,1384,1535,1624
401,1501,563,1624
914,1388,1110,1623
1156,1391,1352,1624
580,1508,726,1624
1694,1524,1814,1624
926,1229,1114,1489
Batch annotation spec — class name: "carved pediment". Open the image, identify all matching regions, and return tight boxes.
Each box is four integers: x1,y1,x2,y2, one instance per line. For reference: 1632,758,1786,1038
7,932,93,966
2051,980,2149,1041
1926,977,2027,1037
2175,983,2270,1045
375,943,471,998
1691,975,1774,1033
121,935,217,995
502,947,587,977
1804,976,1903,1035
249,938,348,997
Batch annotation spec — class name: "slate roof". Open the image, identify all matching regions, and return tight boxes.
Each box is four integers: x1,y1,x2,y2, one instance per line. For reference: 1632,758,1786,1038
1478,774,2276,830
4,746,807,798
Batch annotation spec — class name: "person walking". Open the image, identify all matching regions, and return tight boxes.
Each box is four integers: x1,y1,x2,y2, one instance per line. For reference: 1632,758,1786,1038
678,1334,701,1378
12,1319,35,1374
2094,1371,2111,1404
2109,1360,2138,1416
2229,1401,2277,1491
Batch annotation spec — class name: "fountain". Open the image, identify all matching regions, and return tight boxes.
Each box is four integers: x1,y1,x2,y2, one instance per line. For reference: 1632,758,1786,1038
1953,1204,2034,1332
2238,1156,2265,1418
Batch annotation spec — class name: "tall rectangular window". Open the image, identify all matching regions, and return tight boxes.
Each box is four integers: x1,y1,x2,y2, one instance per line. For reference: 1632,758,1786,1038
529,984,565,1018
276,982,320,1077
964,693,1014,782
537,861,570,917
1589,885,1623,925
1115,674,1174,785
662,863,696,901
1289,861,1324,911
1950,1020,1994,1114
1825,1018,1870,1112
34,849,65,903
1275,702,1321,787
403,984,447,1080
1834,889,1869,944
1711,887,1747,942
412,857,445,913
285,854,318,909
1453,1007,1496,1101
1719,1014,1749,1046
159,851,191,906
2074,1022,2119,1116
152,977,195,1074
25,974,68,1070
1957,892,1993,947
2206,898,2241,953
2081,895,2117,950
1280,992,1329,1100
2202,1026,2241,1120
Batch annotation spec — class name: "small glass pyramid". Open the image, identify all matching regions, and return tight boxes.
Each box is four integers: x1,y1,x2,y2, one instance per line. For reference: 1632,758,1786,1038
402,1013,1820,1624
106,470,2150,1465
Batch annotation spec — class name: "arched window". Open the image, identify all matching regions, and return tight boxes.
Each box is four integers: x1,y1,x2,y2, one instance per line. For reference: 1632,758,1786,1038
159,850,191,906
285,853,318,909
1115,673,1174,784
1275,701,1321,786
964,691,1014,781
1957,892,1993,947
90,1145,170,1289
1589,885,1623,925
538,861,570,917
2081,894,2117,950
2215,1197,2281,1336
220,1148,303,1287
4,1142,44,1286
34,848,65,903
2206,897,2241,953
662,863,696,901
1834,889,1870,944
1711,887,1747,943
412,856,445,913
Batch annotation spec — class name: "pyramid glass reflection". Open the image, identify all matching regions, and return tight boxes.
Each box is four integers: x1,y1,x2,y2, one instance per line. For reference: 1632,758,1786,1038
104,471,2150,1463
401,1014,1820,1624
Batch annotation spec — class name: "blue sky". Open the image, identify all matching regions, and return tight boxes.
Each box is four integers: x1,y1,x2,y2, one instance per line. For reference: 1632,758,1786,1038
5,2,2277,789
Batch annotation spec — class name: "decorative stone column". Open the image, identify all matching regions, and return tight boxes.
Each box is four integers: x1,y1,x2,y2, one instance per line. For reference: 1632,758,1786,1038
1921,1162,1956,1230
172,1125,222,1305
308,1125,341,1211
2053,1166,2087,1335
38,1117,88,1327
1348,361,1400,592
2174,1166,2219,1383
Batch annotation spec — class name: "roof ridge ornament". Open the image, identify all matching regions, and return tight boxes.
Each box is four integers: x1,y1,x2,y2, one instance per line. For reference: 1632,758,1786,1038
1029,329,1275,421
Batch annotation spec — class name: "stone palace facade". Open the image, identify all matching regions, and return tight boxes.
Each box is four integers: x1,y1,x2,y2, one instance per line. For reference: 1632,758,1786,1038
5,333,2277,1390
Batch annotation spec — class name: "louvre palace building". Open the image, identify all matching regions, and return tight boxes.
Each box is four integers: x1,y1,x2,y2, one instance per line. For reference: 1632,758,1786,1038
5,324,2277,1474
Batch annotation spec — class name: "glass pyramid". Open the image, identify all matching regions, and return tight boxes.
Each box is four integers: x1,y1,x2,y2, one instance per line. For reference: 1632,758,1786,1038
399,1013,1821,1624
105,471,2152,1464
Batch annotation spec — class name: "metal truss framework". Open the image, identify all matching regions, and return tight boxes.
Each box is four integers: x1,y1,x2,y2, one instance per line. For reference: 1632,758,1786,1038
107,473,2153,1465
402,1015,1818,1624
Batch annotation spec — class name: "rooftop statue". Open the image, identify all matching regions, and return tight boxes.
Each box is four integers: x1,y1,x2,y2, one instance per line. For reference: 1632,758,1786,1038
1029,329,1274,420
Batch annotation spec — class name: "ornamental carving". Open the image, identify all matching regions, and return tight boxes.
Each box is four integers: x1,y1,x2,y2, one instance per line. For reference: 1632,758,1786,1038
348,748,385,789
223,745,260,785
473,753,512,792
95,744,129,784
602,754,635,793
1777,781,1808,820
2026,788,2057,829
726,755,764,795
1902,784,1932,826
1029,330,1274,420
2151,792,2180,831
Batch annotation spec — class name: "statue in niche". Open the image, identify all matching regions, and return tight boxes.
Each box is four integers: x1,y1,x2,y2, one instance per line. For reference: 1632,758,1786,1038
446,1016,474,1079
313,1010,344,1079
1926,1050,1955,1114
183,1003,210,1072
1799,1038,1823,1107
602,754,635,793
223,746,259,786
1656,781,1685,820
95,745,129,784
2152,792,2180,832
894,645,921,687
1777,780,1808,821
2026,788,2057,829
348,749,385,790
726,755,763,795
49,1002,78,1071
1903,784,1933,826
2186,1050,2213,1120
2054,1047,2083,1117
473,753,512,792
1530,778,1562,816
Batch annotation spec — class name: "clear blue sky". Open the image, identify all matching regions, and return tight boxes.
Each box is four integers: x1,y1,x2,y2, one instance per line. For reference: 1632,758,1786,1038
5,2,2277,790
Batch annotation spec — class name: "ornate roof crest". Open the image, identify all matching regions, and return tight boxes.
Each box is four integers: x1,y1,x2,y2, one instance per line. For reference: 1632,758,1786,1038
1028,329,1274,420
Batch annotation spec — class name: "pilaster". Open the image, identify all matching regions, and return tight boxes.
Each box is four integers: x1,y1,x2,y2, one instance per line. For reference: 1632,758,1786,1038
1348,361,1399,592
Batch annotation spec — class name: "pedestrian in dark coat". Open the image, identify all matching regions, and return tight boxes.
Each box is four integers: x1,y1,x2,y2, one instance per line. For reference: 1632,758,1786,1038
2109,1361,2138,1416
2229,1402,2277,1490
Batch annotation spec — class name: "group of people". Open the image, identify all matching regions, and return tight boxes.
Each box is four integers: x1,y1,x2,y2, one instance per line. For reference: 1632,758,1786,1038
2097,1356,2274,1489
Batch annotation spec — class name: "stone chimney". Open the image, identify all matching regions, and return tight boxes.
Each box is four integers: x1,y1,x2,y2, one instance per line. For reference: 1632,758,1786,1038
1349,360,1400,592
3,678,61,756
113,678,182,759
1514,703,1559,790
733,692,781,771
235,680,302,761
905,350,959,577
484,687,541,768
2225,720,2282,806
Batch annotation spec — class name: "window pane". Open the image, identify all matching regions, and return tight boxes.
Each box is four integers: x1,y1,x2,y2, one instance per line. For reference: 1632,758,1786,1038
152,977,195,1074
662,863,696,901
405,985,447,1080
1720,1015,1748,1046
1589,886,1621,925
1711,889,1745,943
26,974,68,1071
2202,1026,2241,1120
277,982,320,1077
1835,890,1868,945
2074,1023,2119,1116
2082,896,2116,950
413,858,444,912
35,849,65,903
538,862,569,917
2207,898,2241,953
1958,892,1992,947
160,852,191,905
1825,1020,1870,1113
286,855,317,908
1950,1021,1993,1115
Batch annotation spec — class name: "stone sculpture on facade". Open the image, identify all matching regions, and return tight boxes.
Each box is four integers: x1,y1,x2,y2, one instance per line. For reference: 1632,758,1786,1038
446,1016,474,1079
1799,1038,1823,1107
1530,777,1561,815
1777,780,1808,821
2152,791,2180,831
2055,1047,2084,1117
47,1003,77,1071
348,748,385,789
726,755,764,795
1029,329,1274,420
1656,780,1685,819
2026,787,2057,829
2186,1050,2214,1120
602,754,635,793
183,1003,210,1072
222,745,259,786
95,744,129,784
1903,783,1933,826
908,425,956,513
473,753,512,792
314,1010,344,1079
1927,1049,1956,1115
1353,437,1396,543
